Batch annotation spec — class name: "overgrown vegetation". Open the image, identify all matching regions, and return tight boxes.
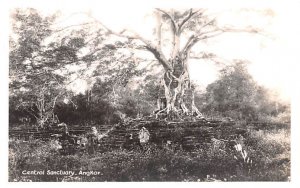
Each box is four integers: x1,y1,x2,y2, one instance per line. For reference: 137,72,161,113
9,127,290,182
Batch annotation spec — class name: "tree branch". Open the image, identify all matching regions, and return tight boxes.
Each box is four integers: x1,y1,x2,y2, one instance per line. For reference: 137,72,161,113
144,45,172,70
156,8,178,34
198,17,217,31
189,52,230,67
182,31,223,54
181,35,198,54
88,14,172,71
178,9,203,32
182,25,259,55
53,22,96,33
156,11,162,50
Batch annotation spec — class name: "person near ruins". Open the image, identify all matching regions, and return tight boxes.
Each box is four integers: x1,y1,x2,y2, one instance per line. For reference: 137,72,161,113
138,127,150,148
57,122,77,154
85,126,99,154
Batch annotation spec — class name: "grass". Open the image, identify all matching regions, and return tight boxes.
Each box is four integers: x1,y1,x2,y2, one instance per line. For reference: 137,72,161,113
245,128,290,181
8,126,290,182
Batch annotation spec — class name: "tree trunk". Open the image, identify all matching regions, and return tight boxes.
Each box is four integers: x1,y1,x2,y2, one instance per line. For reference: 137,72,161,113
156,52,203,119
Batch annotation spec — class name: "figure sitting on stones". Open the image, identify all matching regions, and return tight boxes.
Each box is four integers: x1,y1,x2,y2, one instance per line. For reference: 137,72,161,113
56,123,78,155
138,127,150,147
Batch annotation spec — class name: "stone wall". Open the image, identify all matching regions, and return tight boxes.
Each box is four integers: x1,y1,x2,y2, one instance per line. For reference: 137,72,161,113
96,120,247,151
9,120,289,151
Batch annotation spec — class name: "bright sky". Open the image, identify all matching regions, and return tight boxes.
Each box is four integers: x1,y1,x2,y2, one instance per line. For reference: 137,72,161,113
7,0,300,101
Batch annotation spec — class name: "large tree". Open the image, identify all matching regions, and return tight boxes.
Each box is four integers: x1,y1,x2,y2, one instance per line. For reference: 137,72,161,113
9,9,91,127
204,61,258,120
89,9,259,119
9,8,153,127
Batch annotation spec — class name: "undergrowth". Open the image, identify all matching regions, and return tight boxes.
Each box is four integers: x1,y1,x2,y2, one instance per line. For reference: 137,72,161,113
9,128,290,182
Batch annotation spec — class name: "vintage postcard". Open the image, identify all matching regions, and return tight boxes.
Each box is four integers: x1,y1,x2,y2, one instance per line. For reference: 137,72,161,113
3,0,299,184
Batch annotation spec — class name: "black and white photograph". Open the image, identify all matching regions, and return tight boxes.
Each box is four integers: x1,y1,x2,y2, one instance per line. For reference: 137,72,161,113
4,0,299,183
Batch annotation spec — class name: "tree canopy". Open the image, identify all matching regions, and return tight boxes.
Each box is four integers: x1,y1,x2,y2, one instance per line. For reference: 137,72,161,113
203,61,289,121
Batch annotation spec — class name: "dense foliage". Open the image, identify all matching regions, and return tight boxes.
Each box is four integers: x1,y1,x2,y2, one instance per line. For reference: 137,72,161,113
200,61,289,122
